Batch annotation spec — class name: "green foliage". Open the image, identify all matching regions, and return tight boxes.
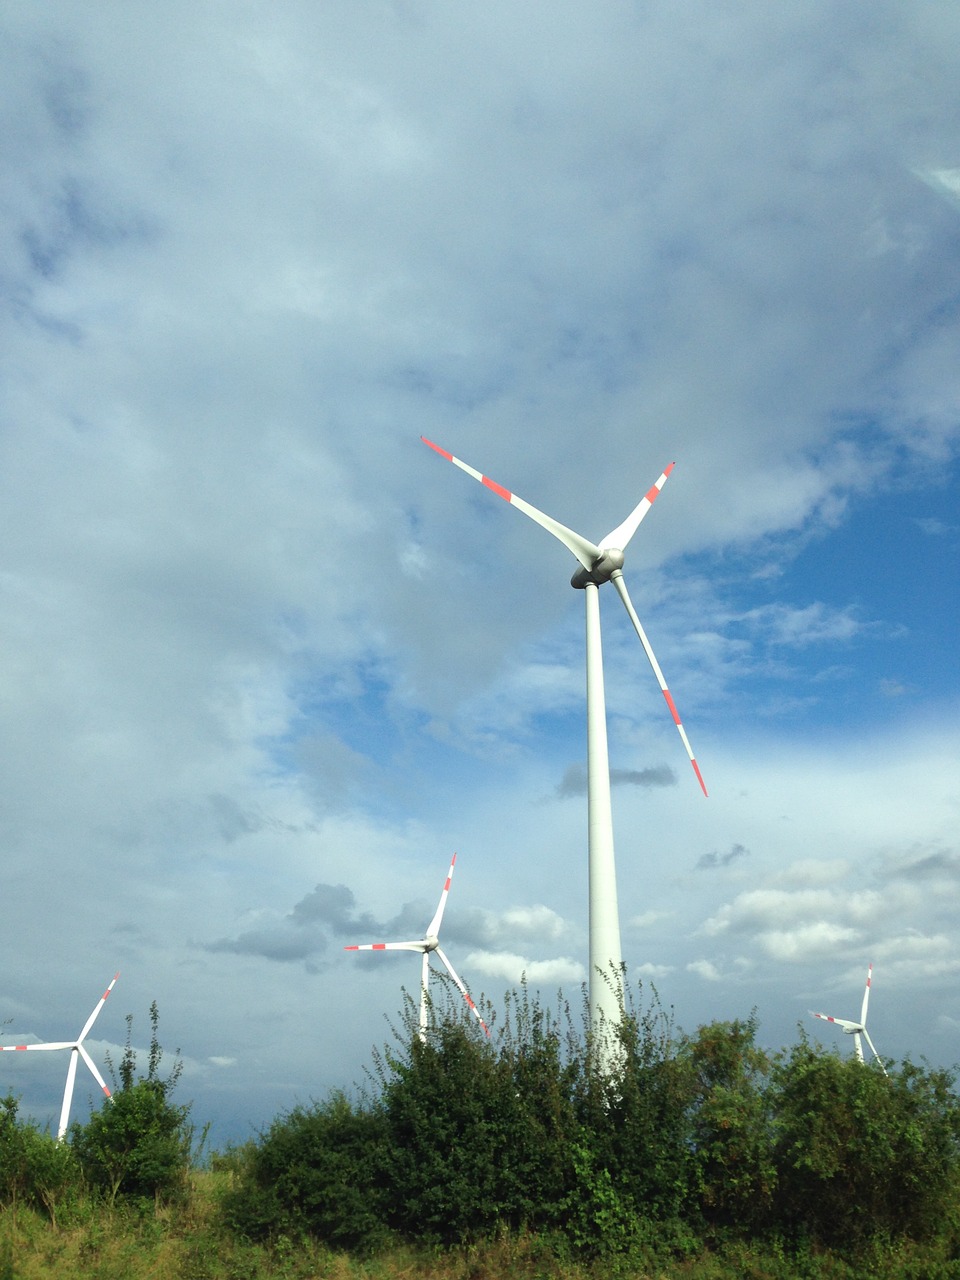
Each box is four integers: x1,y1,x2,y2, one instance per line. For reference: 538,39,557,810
772,1036,960,1250
215,976,960,1267
559,1136,640,1259
0,1093,81,1224
571,979,694,1234
71,1002,198,1206
685,1016,777,1236
221,1093,391,1252
379,1017,527,1242
371,980,594,1244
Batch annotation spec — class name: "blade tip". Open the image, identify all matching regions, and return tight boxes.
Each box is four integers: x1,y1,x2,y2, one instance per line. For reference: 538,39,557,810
692,760,708,797
421,436,451,461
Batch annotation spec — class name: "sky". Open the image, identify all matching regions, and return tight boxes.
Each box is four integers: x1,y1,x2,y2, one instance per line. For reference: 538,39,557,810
1,1,958,1148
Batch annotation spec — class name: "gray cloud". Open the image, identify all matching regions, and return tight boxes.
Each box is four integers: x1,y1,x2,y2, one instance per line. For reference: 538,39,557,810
697,843,749,871
880,851,960,883
557,763,676,798
204,883,419,965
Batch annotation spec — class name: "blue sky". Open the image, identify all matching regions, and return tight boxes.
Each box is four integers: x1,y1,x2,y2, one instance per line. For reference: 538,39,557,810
1,1,958,1146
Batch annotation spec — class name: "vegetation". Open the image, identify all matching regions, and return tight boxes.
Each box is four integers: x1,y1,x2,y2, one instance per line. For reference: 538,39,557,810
70,1001,203,1206
4,983,960,1279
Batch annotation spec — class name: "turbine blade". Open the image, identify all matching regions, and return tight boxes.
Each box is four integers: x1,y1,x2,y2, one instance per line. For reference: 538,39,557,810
0,1041,76,1052
598,464,675,551
78,1044,112,1098
426,853,457,938
435,946,489,1036
421,437,601,571
77,973,120,1045
343,940,428,953
810,1012,862,1034
861,1029,888,1076
58,1049,80,1141
861,963,873,1026
420,951,430,1035
610,573,707,796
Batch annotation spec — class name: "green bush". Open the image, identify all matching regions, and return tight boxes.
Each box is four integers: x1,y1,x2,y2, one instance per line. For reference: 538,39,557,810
0,1094,81,1225
684,1017,777,1237
221,1093,391,1252
378,1018,515,1242
215,977,960,1265
772,1037,960,1250
570,980,694,1235
71,1002,198,1205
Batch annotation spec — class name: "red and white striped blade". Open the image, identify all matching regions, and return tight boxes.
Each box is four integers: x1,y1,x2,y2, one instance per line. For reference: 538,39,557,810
0,1041,76,1052
860,964,873,1026
77,972,120,1045
426,853,457,939
610,574,707,796
58,1049,80,1141
862,1028,887,1076
811,1011,862,1034
599,464,675,552
421,437,601,572
434,946,489,1036
78,1043,112,1097
343,940,427,953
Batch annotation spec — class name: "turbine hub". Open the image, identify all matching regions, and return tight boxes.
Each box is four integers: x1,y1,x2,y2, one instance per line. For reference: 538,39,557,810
424,935,439,953
571,547,624,590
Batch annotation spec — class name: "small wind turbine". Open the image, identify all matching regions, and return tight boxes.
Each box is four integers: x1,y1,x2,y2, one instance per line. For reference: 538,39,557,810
421,437,706,1040
344,853,489,1038
0,973,120,1139
811,963,887,1075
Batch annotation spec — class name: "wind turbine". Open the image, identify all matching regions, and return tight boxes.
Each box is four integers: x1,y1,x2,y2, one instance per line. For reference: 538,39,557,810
344,853,489,1039
811,963,887,1075
0,973,120,1139
421,437,706,1043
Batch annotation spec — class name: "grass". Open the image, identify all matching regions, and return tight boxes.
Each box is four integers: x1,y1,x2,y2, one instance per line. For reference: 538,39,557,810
4,1172,960,1280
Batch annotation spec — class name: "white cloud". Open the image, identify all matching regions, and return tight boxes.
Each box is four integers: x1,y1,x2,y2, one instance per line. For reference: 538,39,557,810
687,960,722,983
755,923,861,963
465,951,586,988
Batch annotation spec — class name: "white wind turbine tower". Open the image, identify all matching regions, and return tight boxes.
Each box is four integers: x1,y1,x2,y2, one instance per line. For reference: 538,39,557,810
344,853,489,1039
0,973,120,1139
421,438,706,1043
811,963,887,1076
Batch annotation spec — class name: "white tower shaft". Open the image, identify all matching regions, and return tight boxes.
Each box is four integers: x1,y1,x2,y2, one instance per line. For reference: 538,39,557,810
585,581,622,1039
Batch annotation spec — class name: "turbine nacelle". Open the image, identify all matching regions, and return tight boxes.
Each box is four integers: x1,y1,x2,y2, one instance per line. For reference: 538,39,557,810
570,549,625,590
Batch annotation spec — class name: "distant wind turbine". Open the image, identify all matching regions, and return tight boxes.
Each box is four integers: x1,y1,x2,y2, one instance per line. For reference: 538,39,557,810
0,973,120,1139
344,853,489,1039
421,437,706,1042
811,963,888,1076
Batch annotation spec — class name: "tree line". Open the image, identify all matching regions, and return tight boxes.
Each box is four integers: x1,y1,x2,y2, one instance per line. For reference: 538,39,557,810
222,980,960,1264
3,980,960,1272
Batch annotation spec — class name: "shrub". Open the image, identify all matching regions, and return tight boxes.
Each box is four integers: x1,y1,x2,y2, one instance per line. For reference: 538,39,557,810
221,1093,391,1252
772,1037,960,1250
71,1002,198,1205
684,1017,777,1236
0,1094,81,1225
